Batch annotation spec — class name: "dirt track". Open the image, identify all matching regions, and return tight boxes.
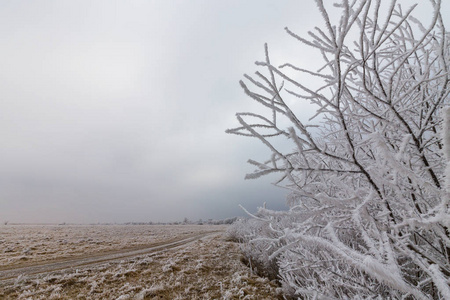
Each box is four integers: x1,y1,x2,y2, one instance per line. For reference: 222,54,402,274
0,231,217,282
0,228,282,299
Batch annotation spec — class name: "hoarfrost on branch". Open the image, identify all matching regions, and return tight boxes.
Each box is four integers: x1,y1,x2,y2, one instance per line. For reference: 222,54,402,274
227,0,450,298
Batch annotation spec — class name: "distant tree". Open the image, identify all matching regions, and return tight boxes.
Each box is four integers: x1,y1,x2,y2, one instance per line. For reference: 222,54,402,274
228,0,449,298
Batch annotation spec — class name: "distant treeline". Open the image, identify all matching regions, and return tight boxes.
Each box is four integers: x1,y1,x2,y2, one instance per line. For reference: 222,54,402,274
116,217,238,226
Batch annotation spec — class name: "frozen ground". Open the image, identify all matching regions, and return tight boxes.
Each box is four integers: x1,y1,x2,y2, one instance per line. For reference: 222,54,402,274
0,224,281,299
0,224,220,269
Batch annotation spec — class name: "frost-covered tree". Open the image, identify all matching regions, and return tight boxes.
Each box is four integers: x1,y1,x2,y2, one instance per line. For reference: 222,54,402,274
227,0,449,298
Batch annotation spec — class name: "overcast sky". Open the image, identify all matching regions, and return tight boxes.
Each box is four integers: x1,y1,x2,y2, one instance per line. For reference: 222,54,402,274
1,1,447,224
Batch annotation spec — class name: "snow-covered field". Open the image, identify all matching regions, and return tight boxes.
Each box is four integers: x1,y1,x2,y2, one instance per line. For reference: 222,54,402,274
0,224,281,299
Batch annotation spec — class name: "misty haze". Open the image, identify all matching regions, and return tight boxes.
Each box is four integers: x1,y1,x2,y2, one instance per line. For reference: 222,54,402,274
1,0,449,299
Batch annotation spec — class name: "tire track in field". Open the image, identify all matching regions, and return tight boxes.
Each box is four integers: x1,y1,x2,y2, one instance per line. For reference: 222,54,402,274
0,231,220,282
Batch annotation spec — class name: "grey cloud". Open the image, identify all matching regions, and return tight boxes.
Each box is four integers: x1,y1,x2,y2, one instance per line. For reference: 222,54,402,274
1,0,445,223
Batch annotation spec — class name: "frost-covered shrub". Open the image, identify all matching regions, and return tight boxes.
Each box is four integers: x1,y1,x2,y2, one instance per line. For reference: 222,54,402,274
226,216,280,242
247,207,396,298
226,217,281,280
228,0,450,299
225,218,248,243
